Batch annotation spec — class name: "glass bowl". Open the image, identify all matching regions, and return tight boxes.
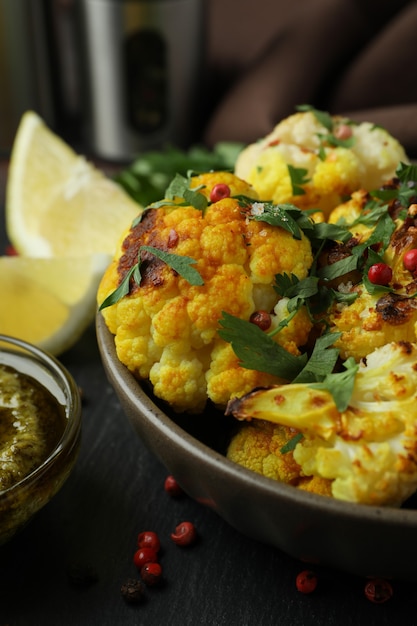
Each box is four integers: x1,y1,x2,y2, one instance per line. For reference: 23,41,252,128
0,335,82,544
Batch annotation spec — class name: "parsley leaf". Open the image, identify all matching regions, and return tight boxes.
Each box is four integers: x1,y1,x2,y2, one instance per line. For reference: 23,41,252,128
99,265,139,311
247,202,304,239
114,142,243,206
163,173,208,211
140,246,204,285
316,255,358,282
297,104,333,131
99,245,203,310
274,273,319,303
352,212,396,257
370,162,417,208
308,356,358,412
280,432,304,454
218,311,307,380
287,164,310,196
293,332,341,384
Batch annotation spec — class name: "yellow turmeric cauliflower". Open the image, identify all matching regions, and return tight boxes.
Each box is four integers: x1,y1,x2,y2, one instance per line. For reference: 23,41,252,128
326,193,417,360
227,341,417,506
98,171,314,412
227,420,332,496
235,109,408,218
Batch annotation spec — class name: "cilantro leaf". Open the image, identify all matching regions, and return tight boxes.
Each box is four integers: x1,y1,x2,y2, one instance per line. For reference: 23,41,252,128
218,311,307,380
140,245,204,285
287,164,310,196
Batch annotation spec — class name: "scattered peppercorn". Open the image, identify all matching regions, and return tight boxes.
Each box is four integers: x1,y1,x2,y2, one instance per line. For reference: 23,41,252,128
249,310,272,331
170,521,197,547
5,244,18,256
137,530,161,553
367,262,393,286
209,183,231,203
403,249,417,273
334,124,353,140
120,578,146,604
141,562,163,586
295,570,318,594
133,547,159,570
164,475,184,497
364,578,393,604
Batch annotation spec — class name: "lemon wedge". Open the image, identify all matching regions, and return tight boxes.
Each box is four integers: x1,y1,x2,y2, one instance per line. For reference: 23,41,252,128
5,111,141,257
0,254,110,355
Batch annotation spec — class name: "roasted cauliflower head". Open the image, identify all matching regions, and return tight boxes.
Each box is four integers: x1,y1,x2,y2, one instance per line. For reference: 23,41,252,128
227,341,417,506
235,107,408,219
98,171,314,412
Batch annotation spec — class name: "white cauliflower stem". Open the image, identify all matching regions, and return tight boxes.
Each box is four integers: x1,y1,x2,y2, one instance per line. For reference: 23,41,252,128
227,341,417,506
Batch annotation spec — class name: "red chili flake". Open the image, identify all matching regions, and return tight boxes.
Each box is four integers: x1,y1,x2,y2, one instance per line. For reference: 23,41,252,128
209,183,231,203
164,475,184,497
170,521,197,547
367,263,392,286
249,310,272,331
140,562,163,586
364,578,393,604
133,547,158,570
295,570,318,594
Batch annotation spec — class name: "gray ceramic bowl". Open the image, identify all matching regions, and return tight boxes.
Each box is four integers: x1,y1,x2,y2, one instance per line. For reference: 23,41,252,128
97,313,417,582
0,335,82,544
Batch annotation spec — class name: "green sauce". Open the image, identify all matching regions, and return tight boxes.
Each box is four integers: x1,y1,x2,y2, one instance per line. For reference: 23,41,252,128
0,363,67,491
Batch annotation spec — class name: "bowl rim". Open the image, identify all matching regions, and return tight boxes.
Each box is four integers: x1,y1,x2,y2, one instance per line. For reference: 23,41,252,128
96,312,417,528
0,334,82,495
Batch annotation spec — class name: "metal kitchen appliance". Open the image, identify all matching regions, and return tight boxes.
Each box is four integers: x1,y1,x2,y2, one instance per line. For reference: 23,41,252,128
78,0,205,161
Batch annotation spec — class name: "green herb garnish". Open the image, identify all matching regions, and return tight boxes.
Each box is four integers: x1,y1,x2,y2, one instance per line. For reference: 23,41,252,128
99,245,203,310
288,164,310,196
218,311,307,380
114,142,243,206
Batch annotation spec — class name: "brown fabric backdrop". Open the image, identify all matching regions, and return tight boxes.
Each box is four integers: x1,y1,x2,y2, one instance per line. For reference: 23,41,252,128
203,0,417,156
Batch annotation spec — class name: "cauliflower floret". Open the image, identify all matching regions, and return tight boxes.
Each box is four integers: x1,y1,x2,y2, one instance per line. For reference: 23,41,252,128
227,341,417,506
329,289,417,360
326,197,417,360
227,419,332,496
98,171,314,412
235,110,408,218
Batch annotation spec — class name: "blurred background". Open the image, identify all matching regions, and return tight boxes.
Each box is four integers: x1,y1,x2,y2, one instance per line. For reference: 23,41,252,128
1,0,416,161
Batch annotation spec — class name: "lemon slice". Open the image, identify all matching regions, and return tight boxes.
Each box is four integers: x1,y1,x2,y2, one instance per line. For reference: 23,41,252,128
5,111,141,257
0,254,110,355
